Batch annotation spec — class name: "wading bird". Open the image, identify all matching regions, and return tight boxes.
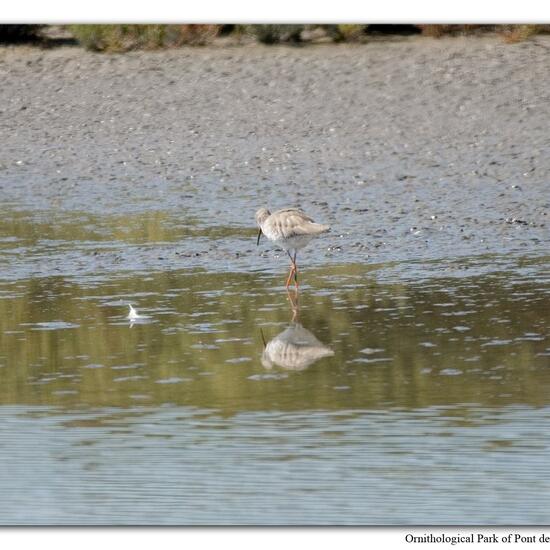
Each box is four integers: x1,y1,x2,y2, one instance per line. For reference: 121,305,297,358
255,207,330,289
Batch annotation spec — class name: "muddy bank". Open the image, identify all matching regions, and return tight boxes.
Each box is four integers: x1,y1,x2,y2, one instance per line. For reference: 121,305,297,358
0,37,549,279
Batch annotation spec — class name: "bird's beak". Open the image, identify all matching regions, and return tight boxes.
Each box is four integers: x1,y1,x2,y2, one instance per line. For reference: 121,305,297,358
256,229,262,246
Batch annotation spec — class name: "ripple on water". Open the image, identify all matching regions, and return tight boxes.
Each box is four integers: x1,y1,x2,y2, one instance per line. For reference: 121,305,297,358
248,373,289,381
440,368,463,376
155,377,192,384
26,321,80,331
351,357,393,364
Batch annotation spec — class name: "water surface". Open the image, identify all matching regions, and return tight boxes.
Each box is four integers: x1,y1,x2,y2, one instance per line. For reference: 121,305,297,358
0,251,549,524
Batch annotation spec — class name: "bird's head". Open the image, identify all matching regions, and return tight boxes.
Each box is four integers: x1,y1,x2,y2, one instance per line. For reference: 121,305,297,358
255,207,271,245
255,207,271,227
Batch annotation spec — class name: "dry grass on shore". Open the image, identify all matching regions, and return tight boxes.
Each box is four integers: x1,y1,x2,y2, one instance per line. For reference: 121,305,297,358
2,24,550,52
67,24,221,51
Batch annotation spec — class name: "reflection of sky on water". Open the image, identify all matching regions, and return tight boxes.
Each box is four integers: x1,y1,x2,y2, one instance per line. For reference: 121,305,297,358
1,404,550,525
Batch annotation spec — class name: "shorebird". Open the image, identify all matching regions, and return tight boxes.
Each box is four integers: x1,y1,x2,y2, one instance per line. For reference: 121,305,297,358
255,207,330,288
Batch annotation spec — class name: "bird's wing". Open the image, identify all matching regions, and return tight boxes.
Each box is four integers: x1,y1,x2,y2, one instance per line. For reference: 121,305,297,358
276,208,313,221
273,210,319,238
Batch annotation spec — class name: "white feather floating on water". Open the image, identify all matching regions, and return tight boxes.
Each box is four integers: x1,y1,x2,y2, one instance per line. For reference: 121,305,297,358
127,304,145,321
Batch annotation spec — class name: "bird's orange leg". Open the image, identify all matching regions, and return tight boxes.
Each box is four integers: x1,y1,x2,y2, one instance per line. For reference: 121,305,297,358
285,264,296,288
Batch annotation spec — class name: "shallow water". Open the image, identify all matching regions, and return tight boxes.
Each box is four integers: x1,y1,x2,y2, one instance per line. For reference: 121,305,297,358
0,239,549,523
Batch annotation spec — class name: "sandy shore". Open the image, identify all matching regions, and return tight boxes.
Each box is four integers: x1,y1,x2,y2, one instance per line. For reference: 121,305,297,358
0,36,548,277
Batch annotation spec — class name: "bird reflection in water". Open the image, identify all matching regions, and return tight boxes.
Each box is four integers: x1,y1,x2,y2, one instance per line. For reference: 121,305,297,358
261,290,334,371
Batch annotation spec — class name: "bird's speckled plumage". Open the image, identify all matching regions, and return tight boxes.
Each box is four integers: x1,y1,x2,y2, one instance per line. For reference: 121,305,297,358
255,207,330,250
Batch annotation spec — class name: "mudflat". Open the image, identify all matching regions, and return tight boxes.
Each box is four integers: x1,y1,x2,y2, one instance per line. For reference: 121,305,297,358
0,36,548,278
